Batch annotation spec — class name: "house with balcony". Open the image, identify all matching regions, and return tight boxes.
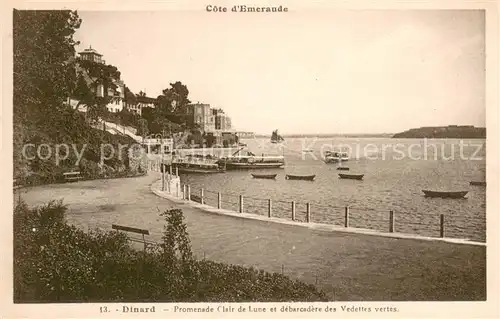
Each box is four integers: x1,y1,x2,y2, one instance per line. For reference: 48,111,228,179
67,46,125,113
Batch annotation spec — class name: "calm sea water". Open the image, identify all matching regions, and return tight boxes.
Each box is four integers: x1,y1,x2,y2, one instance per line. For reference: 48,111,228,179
180,137,487,242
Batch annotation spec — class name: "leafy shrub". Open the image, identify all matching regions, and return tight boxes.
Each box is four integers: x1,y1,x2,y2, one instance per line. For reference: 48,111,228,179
79,157,101,179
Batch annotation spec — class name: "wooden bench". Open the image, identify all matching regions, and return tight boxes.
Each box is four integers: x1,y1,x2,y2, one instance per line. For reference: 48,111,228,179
63,171,82,183
112,224,151,250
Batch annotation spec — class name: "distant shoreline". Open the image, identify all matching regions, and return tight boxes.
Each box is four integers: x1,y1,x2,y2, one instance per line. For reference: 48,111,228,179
249,126,486,139
392,126,486,139
252,133,395,138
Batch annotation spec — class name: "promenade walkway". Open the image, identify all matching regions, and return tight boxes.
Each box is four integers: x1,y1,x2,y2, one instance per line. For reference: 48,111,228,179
18,173,486,301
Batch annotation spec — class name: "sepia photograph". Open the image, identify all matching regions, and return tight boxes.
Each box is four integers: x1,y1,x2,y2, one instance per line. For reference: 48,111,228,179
2,1,499,318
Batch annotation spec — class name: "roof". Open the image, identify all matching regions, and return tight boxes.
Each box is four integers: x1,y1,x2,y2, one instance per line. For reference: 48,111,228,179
78,46,103,56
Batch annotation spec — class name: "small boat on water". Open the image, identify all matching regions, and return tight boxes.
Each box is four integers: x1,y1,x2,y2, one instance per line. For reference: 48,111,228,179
251,173,277,179
338,173,364,180
324,151,349,163
286,174,316,181
470,181,486,186
271,129,285,144
422,190,468,199
337,167,350,171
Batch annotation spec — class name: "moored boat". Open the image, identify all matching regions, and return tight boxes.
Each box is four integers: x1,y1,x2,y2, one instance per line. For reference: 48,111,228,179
338,173,363,180
271,129,284,144
286,174,316,181
422,190,468,199
218,148,285,170
251,173,277,179
167,155,225,174
470,181,486,186
337,167,350,171
324,151,349,163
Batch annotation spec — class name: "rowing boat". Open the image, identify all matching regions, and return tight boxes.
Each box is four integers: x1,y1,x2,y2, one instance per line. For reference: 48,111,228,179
469,181,486,186
422,190,468,199
251,173,277,179
338,173,363,180
337,167,350,171
286,174,316,181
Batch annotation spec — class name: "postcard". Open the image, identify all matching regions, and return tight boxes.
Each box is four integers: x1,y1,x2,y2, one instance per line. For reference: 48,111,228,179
1,0,498,318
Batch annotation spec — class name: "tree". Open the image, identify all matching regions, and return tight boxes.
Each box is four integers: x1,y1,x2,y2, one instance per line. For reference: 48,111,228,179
118,108,139,128
13,10,82,177
155,81,191,115
14,10,82,123
160,208,193,265
124,86,137,105
155,94,174,114
168,81,191,114
137,118,149,138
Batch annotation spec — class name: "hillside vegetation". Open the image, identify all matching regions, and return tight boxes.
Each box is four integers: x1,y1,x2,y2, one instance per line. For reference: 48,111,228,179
13,10,141,184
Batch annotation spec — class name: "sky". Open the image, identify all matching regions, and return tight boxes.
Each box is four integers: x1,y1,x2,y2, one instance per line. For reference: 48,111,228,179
74,10,485,135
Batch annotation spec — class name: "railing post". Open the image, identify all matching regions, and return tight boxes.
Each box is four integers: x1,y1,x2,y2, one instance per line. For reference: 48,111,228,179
389,210,395,233
200,188,204,205
239,195,243,213
291,201,296,221
440,214,445,238
344,206,350,227
142,233,146,252
176,183,180,198
187,185,191,201
176,167,179,177
169,165,173,175
268,199,272,218
217,192,222,209
306,203,311,223
182,184,186,200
